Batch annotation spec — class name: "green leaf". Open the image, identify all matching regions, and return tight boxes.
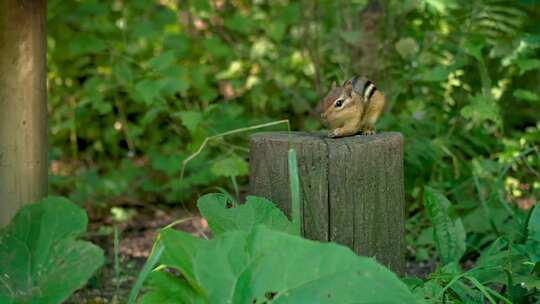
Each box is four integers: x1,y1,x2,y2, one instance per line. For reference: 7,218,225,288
139,271,204,304
223,13,254,34
134,79,162,105
159,229,205,288
419,67,449,82
423,0,458,13
526,205,540,262
157,226,421,303
339,30,362,45
463,36,485,61
461,94,501,125
176,111,203,135
159,66,190,94
163,34,191,57
147,51,176,72
515,58,540,75
210,155,248,177
395,37,419,59
423,187,466,265
266,22,286,41
0,196,104,304
69,35,107,55
468,238,531,285
202,37,233,58
197,194,295,236
150,152,183,176
514,89,540,103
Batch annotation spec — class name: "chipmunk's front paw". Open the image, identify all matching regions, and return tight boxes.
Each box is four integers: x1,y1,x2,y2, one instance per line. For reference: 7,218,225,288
362,129,376,136
328,129,341,138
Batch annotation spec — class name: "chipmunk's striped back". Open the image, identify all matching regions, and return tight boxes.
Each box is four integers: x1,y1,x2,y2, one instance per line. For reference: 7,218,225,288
347,76,378,102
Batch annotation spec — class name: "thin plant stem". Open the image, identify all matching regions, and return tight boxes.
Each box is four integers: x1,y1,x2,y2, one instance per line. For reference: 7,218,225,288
114,226,121,293
180,120,290,180
231,176,240,202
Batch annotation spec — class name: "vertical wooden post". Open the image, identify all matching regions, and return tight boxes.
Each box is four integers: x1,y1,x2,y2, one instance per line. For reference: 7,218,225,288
250,132,405,274
0,0,48,227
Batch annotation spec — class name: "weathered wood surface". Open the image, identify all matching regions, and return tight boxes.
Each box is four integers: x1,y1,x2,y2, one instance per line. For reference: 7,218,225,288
0,0,48,227
249,131,405,274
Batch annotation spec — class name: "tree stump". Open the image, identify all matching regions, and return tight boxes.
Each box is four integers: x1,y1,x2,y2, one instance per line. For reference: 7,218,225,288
249,132,405,275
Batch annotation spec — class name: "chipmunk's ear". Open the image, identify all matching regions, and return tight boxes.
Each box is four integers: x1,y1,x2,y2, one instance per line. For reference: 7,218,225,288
343,80,353,97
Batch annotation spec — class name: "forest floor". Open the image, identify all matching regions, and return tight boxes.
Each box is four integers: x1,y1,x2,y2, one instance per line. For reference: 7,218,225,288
67,204,210,304
67,204,434,303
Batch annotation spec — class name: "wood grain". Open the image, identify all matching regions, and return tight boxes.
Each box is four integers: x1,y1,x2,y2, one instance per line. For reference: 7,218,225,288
249,132,405,274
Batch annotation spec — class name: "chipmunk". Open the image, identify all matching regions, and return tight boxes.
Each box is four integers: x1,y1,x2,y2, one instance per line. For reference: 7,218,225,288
318,76,385,138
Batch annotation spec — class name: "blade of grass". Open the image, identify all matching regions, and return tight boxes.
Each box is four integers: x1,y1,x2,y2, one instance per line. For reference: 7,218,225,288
127,240,165,304
436,272,468,300
127,217,197,304
288,148,301,236
114,226,120,293
465,275,512,304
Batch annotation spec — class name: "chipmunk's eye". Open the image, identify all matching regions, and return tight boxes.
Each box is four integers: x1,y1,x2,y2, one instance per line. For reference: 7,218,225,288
335,99,343,108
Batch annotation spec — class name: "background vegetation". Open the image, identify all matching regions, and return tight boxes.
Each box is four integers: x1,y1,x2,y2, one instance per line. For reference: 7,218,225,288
41,0,540,302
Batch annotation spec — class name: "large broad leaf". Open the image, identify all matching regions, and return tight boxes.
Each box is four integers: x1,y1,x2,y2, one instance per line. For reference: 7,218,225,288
197,194,295,236
139,271,205,304
0,196,104,304
145,226,421,304
423,187,466,265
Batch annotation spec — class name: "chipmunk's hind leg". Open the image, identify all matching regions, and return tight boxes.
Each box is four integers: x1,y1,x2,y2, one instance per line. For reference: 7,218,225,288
360,113,380,135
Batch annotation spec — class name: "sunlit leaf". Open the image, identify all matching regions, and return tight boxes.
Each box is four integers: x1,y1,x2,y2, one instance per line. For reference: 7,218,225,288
423,187,466,264
514,89,540,103
211,155,248,177
198,194,295,236
461,94,501,125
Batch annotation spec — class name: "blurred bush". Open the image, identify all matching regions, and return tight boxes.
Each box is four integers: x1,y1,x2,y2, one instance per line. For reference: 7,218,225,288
47,0,540,219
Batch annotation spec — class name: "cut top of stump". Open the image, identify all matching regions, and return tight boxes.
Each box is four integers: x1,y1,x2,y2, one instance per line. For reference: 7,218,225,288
250,131,403,147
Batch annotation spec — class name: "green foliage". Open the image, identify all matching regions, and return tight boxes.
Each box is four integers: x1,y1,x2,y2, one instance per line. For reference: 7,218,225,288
424,187,466,265
198,194,295,236
139,192,420,303
46,0,320,204
149,226,420,303
46,0,540,210
410,192,540,303
44,0,540,301
525,205,540,262
0,197,104,304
